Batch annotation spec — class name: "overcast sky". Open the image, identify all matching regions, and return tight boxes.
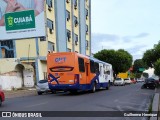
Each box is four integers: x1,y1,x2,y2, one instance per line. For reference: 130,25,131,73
91,0,160,61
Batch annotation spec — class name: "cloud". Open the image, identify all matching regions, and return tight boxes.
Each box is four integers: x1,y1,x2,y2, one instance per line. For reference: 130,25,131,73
92,33,120,42
122,33,149,42
91,33,151,60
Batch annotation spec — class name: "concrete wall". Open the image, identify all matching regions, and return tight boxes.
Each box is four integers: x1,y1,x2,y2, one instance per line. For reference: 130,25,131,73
79,0,86,55
16,38,37,58
38,59,47,80
55,0,67,52
0,72,22,90
0,58,19,74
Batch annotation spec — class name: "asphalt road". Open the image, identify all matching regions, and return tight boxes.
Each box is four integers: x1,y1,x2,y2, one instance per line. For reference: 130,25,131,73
0,83,155,120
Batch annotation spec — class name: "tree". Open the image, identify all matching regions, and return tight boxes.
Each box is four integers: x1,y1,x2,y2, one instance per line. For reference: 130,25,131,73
135,73,142,78
94,49,133,76
133,59,147,73
154,59,160,77
142,41,160,68
142,49,155,68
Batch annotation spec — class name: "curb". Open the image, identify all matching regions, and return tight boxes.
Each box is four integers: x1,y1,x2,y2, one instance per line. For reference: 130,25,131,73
150,93,159,120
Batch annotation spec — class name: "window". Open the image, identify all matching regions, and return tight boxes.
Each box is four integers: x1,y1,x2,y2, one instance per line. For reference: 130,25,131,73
74,16,78,27
47,19,54,34
48,42,55,52
86,25,88,34
100,66,103,76
86,9,88,19
46,0,52,7
66,10,70,21
94,62,99,74
50,66,74,72
46,0,52,11
40,37,46,41
78,57,85,72
74,0,77,9
90,60,95,73
1,40,14,58
74,34,78,45
67,30,71,42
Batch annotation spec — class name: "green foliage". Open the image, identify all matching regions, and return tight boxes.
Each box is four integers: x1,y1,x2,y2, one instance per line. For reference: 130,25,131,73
133,59,147,73
143,49,155,68
135,73,142,78
94,49,133,75
142,41,160,68
154,59,160,77
130,73,135,78
142,41,160,77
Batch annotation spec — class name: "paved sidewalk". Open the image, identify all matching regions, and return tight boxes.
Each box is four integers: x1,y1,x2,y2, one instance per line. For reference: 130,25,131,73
156,87,160,120
4,88,37,99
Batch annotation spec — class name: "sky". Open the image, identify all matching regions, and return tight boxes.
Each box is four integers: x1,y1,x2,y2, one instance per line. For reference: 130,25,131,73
91,0,160,61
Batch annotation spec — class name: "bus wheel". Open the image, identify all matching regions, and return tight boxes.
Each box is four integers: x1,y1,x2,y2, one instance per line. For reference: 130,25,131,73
106,82,110,90
91,82,96,93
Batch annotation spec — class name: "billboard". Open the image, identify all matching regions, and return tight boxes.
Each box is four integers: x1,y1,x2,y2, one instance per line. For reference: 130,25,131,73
0,0,46,40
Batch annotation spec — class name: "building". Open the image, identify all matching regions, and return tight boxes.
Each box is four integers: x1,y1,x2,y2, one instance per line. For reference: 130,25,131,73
0,0,91,90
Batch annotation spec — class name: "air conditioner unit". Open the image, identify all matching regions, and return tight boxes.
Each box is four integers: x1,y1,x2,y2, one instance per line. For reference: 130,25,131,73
49,29,53,34
48,6,52,11
67,17,70,21
75,20,78,27
66,0,70,3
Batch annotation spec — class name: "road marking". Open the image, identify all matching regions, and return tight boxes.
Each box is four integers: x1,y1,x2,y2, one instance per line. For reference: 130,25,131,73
25,102,48,108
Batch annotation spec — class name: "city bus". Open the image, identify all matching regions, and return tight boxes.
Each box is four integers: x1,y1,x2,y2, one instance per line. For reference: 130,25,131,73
47,52,113,93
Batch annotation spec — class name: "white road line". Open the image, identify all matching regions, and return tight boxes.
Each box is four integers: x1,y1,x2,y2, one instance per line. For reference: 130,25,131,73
25,102,48,108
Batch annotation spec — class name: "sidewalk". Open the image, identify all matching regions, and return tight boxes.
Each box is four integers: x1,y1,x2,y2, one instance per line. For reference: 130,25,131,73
156,87,160,120
4,88,37,99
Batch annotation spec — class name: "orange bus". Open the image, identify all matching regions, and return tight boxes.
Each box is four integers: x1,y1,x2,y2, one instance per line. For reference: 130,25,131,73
47,52,112,93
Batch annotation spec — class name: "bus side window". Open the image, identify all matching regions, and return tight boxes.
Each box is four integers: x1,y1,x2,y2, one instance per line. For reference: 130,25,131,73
94,62,99,74
78,57,85,72
90,60,95,73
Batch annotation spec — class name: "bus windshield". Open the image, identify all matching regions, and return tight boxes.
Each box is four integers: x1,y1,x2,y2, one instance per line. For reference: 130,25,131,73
50,66,74,72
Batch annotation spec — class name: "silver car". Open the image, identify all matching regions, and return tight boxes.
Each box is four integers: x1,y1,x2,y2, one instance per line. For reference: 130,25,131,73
36,79,50,95
114,78,125,86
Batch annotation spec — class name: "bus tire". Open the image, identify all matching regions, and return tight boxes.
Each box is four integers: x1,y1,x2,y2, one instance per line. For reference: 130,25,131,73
91,82,96,93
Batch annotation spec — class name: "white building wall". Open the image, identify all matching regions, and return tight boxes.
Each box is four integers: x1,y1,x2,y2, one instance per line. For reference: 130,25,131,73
0,72,22,90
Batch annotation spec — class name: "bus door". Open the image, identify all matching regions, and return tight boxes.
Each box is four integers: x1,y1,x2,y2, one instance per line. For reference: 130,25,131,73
85,62,89,84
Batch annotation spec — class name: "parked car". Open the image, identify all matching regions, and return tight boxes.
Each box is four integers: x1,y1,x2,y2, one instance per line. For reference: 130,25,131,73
124,78,131,84
0,88,5,106
137,78,144,82
36,79,51,95
114,78,125,86
141,78,157,89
